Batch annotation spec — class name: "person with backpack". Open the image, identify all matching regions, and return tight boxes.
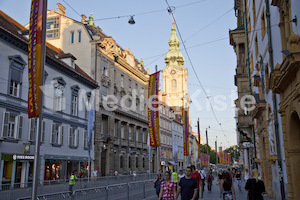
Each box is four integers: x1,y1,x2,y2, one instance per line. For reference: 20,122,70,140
245,169,266,200
220,171,236,200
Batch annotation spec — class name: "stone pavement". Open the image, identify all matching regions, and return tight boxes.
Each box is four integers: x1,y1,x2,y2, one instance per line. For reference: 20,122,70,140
143,179,274,200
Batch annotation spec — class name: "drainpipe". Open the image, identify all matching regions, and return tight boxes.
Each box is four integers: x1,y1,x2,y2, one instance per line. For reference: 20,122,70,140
265,0,286,199
243,0,257,169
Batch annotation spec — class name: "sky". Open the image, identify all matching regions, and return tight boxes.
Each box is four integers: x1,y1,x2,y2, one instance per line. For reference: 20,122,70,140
1,0,239,149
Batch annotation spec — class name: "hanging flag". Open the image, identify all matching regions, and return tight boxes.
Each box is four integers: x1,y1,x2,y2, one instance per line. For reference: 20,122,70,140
87,109,95,157
182,108,189,155
28,0,45,118
147,133,152,162
148,71,160,147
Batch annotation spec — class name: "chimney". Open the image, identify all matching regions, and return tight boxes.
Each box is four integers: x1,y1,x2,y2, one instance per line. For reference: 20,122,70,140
81,14,87,24
57,3,66,16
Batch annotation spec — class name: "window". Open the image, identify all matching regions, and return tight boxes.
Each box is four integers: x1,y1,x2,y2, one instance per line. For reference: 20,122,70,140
8,56,25,97
129,156,131,169
102,60,108,76
128,79,131,88
135,83,138,91
121,75,124,88
1,112,23,139
53,82,65,112
255,35,258,58
261,10,266,38
171,79,177,91
121,124,125,139
114,121,118,137
136,128,139,142
68,127,78,148
129,126,133,140
143,157,145,168
83,130,88,149
50,123,63,146
71,95,78,116
102,85,108,99
136,157,138,168
70,31,74,44
46,17,59,39
78,30,81,43
71,85,79,116
28,118,37,141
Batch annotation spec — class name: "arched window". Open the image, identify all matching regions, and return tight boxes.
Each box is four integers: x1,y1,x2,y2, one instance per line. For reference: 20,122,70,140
143,157,145,168
129,156,131,169
120,156,123,169
171,79,177,91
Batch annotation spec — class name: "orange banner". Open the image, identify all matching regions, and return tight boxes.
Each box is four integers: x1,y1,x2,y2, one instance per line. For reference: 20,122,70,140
28,0,45,118
148,71,160,147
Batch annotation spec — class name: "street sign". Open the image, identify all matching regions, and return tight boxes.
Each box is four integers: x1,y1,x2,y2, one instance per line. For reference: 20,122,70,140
243,142,253,148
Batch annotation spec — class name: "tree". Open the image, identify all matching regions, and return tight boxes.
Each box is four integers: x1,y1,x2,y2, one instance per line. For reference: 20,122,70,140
224,145,240,162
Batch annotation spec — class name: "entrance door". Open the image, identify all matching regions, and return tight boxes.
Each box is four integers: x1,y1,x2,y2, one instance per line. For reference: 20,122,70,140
101,151,106,176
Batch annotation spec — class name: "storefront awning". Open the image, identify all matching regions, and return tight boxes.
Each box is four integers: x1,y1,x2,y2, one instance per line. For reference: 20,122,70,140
168,160,176,166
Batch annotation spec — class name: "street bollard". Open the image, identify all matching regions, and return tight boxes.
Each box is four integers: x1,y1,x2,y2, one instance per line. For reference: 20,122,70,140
127,183,130,200
143,181,146,199
105,186,109,200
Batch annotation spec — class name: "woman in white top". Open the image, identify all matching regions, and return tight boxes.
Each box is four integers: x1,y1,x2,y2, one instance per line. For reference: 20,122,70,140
244,168,250,184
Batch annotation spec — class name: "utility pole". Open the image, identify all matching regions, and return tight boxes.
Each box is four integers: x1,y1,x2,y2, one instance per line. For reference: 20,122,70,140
197,118,200,167
215,137,218,165
155,65,160,173
206,128,209,166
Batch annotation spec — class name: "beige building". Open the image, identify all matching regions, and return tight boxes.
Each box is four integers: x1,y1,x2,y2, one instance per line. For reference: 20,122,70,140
43,3,151,176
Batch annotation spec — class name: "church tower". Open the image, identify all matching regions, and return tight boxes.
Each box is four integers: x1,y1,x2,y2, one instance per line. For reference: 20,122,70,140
162,22,190,114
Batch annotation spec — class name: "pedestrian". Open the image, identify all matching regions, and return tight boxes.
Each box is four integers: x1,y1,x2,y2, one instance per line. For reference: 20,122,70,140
176,167,198,200
245,168,266,200
217,169,223,186
69,172,76,194
178,169,185,181
191,165,202,199
114,170,118,176
171,170,178,191
154,173,164,197
133,171,137,176
244,168,250,184
158,171,177,200
207,171,213,191
235,169,242,191
220,171,236,200
92,169,97,182
199,167,206,198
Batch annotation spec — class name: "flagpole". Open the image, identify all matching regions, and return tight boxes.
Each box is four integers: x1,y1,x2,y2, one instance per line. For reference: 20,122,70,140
155,65,160,173
31,0,47,199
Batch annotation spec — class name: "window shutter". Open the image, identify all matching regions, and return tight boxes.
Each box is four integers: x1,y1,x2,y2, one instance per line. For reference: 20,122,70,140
68,127,72,146
15,115,23,139
59,125,63,145
1,112,10,138
75,129,79,147
83,130,87,148
41,120,45,143
50,123,55,144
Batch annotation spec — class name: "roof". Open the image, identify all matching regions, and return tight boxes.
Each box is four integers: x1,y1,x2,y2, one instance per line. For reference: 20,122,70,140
0,10,98,88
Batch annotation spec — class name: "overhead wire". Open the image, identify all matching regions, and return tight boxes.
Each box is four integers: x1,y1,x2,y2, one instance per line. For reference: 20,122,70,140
164,0,231,146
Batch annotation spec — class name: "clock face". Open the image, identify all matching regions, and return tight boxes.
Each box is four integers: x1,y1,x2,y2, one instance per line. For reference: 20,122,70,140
171,69,177,75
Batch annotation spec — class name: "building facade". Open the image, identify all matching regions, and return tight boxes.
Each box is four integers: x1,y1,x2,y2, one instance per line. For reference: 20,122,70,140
41,4,151,176
172,117,184,171
0,10,97,188
230,0,300,199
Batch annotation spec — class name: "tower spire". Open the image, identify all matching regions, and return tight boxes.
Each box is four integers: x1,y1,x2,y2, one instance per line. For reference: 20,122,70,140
164,23,185,68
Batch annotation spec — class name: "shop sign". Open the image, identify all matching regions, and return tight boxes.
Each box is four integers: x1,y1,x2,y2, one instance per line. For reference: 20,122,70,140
24,144,30,153
13,154,35,160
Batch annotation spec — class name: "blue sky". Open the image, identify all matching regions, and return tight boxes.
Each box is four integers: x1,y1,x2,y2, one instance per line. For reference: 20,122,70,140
1,0,238,149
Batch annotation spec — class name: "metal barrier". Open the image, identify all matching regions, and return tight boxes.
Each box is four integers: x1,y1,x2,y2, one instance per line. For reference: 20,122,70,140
0,173,156,191
17,179,156,200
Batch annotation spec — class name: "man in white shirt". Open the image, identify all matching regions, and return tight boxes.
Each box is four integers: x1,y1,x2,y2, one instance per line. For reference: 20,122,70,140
92,170,97,182
199,167,206,198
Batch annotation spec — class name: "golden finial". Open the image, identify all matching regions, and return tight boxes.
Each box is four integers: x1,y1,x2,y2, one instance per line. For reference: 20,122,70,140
172,22,175,28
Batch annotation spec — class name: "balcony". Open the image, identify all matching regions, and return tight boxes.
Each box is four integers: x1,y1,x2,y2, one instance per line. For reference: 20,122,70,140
121,139,128,146
129,140,135,148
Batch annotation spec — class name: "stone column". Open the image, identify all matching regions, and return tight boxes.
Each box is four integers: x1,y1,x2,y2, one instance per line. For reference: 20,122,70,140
244,148,249,170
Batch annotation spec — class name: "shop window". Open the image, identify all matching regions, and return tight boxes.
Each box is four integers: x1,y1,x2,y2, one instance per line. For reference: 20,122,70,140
68,127,79,148
1,112,23,140
28,118,45,142
50,123,63,146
